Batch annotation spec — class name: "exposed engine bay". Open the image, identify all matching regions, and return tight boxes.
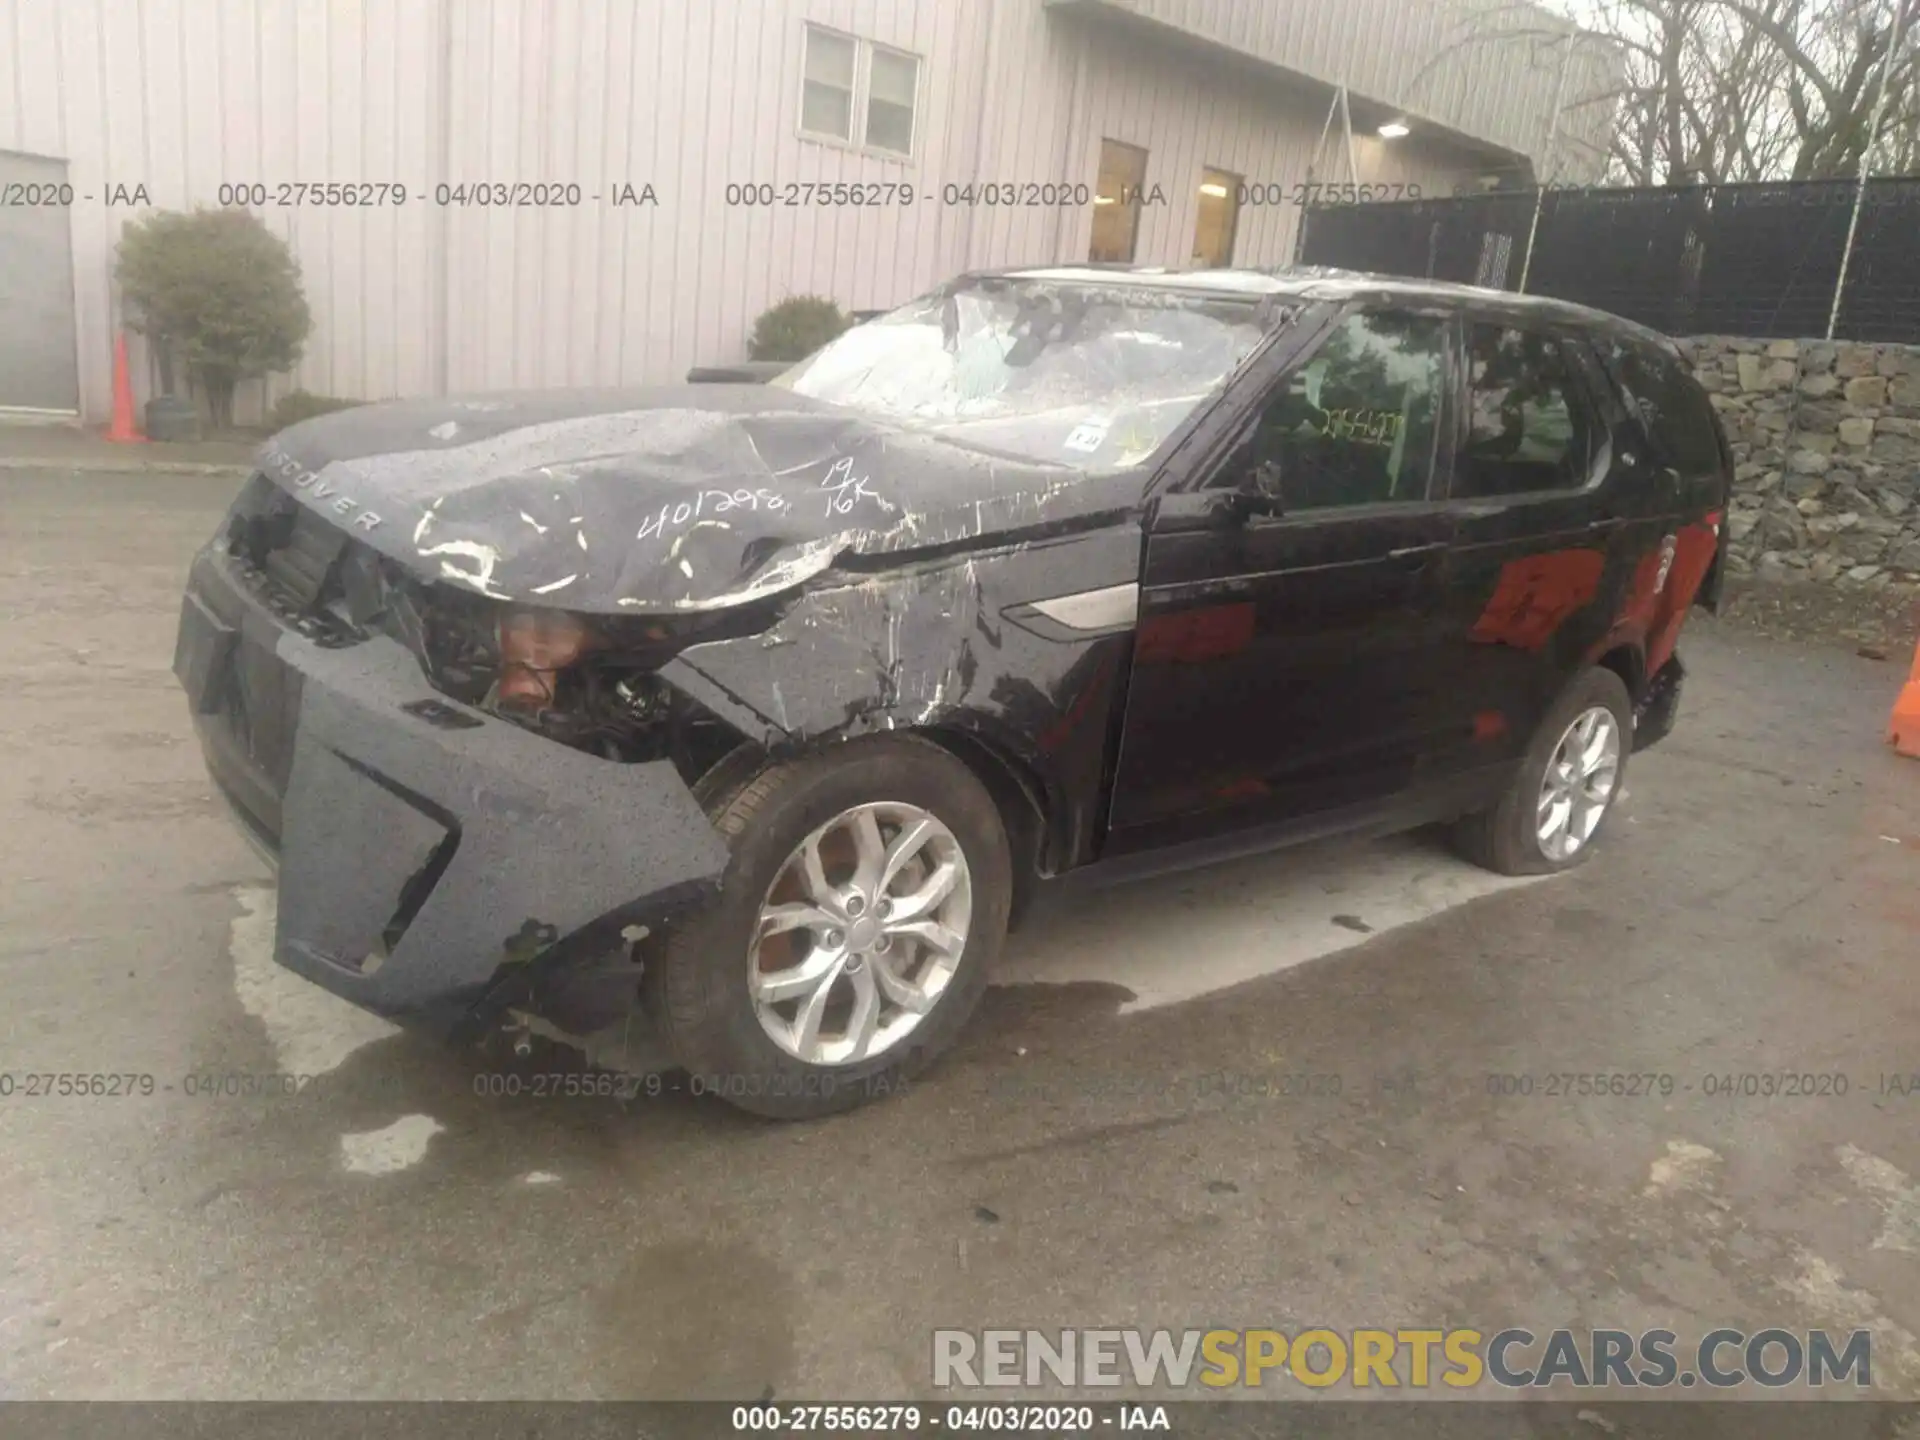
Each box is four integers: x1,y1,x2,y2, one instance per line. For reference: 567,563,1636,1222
223,473,762,783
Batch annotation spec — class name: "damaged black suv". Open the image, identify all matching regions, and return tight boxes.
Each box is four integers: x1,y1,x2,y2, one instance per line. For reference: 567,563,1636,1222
175,265,1729,1118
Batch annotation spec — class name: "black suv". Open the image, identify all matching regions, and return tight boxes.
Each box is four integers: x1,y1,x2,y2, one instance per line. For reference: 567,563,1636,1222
174,266,1729,1117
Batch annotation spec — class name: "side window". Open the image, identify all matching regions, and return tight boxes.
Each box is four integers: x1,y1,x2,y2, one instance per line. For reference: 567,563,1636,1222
1227,309,1447,511
1455,324,1594,499
1596,340,1723,478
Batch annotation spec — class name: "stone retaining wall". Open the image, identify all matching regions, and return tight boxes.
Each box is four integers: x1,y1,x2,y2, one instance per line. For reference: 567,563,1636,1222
1673,336,1920,588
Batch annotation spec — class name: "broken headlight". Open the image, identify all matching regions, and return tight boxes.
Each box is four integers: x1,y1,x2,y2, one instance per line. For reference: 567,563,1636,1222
496,607,596,709
387,585,775,768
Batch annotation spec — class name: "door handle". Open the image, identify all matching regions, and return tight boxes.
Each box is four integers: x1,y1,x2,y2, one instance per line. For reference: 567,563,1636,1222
1587,515,1626,535
1387,541,1446,564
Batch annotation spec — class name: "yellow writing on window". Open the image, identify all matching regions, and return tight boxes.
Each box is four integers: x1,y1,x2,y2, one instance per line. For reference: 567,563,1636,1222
1317,407,1404,446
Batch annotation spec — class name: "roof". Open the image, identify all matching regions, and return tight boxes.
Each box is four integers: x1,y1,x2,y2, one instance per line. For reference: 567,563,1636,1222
1045,0,1623,185
997,264,1677,346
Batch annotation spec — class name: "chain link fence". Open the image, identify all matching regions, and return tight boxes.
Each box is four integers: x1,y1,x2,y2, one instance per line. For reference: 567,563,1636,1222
1296,178,1920,342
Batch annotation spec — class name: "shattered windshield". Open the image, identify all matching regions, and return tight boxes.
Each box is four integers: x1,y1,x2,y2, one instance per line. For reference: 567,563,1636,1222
769,278,1273,468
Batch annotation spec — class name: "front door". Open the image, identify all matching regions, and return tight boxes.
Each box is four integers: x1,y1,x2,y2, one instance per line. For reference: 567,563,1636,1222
1107,305,1459,856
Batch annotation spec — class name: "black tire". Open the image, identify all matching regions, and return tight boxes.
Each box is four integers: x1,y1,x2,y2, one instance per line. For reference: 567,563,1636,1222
646,734,1011,1119
1449,667,1634,877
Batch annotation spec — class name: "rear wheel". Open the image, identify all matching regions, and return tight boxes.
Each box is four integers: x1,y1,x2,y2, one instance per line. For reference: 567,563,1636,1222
1450,667,1632,876
647,735,1011,1119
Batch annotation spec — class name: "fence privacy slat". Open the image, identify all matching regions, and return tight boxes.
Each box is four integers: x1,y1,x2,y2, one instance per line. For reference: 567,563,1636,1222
1296,179,1920,343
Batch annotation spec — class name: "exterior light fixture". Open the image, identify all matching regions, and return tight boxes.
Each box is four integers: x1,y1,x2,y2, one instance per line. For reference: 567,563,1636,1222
1378,120,1411,139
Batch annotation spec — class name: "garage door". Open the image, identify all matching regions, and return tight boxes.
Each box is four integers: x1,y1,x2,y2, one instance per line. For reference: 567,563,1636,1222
0,149,81,415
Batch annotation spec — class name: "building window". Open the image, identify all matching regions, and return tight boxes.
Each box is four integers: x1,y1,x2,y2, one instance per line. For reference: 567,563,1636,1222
800,25,921,158
865,47,919,156
801,27,857,142
1090,139,1149,263
1192,166,1240,267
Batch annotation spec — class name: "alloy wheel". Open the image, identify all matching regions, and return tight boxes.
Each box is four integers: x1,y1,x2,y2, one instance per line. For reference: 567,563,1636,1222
749,801,973,1066
1536,704,1623,862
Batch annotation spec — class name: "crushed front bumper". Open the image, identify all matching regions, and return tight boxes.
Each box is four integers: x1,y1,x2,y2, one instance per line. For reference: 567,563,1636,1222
174,544,730,1044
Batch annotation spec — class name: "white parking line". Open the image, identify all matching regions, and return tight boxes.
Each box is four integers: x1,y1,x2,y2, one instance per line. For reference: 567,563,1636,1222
999,833,1542,1011
228,885,398,1076
340,1115,445,1175
1837,1145,1920,1255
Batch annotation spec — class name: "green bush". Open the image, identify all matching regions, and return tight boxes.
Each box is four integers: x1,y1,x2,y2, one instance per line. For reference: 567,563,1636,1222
747,295,850,362
116,208,313,430
268,389,363,431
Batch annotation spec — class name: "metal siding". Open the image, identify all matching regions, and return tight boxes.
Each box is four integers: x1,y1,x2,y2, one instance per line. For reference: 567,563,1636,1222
1057,26,1482,270
1076,0,1613,177
2,0,1531,422
11,0,65,153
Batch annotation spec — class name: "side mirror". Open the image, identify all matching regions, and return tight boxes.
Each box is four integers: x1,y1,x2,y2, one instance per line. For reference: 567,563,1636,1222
1210,460,1284,527
1246,458,1285,502
1229,458,1286,516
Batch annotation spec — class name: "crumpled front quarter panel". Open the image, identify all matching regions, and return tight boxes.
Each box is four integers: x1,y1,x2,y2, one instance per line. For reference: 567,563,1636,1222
657,526,1144,869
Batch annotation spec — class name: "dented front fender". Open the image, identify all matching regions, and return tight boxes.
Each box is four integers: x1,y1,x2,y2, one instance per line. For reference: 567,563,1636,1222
656,526,1144,871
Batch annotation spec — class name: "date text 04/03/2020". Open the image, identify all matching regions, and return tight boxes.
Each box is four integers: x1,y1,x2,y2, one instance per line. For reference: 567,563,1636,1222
728,1404,1171,1432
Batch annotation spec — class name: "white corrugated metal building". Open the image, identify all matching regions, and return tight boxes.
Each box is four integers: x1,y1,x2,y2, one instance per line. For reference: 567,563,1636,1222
0,0,1615,424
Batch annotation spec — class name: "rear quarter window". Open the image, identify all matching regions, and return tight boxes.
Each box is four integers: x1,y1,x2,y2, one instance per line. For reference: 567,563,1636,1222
1595,340,1724,480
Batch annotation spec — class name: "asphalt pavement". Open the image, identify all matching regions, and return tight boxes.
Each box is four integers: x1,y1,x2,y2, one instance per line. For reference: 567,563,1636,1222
3,465,1920,1406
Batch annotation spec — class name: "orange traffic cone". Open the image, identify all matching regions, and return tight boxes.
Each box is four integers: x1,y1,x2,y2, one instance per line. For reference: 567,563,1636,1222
1891,641,1920,760
105,331,144,442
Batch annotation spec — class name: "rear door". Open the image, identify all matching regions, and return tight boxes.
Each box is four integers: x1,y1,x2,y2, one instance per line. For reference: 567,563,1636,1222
1590,338,1732,647
1106,303,1460,855
1426,317,1664,778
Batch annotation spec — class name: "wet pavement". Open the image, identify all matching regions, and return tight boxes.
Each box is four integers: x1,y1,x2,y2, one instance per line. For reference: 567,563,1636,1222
4,466,1920,1401
0,422,255,473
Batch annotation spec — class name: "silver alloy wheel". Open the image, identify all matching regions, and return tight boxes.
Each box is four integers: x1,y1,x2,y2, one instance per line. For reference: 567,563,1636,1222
748,801,973,1066
1537,704,1623,862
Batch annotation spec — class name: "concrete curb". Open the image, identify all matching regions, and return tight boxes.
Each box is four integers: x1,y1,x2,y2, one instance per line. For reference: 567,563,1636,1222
0,455,253,477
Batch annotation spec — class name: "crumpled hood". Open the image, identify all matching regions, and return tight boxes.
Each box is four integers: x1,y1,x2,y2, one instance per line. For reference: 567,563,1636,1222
256,386,1125,614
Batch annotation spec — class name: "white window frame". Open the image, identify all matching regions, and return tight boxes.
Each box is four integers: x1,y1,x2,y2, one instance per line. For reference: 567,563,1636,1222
799,24,859,147
797,22,923,164
861,42,920,159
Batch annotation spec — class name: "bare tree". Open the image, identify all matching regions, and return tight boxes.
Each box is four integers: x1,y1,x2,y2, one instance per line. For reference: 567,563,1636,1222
1589,0,1918,182
1407,0,1917,185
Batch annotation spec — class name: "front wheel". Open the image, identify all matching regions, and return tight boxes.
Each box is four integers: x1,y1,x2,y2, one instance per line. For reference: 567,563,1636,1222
646,735,1011,1119
1449,667,1633,876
